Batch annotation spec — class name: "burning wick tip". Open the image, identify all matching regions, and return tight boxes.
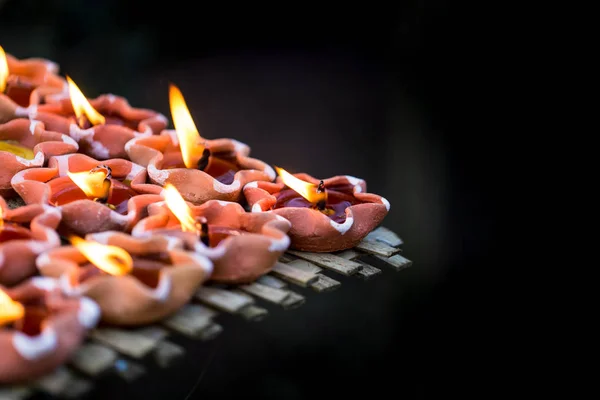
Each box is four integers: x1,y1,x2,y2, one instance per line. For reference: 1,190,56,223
316,200,326,211
91,164,112,204
90,164,112,179
316,180,327,210
195,216,210,246
317,180,325,193
197,149,211,171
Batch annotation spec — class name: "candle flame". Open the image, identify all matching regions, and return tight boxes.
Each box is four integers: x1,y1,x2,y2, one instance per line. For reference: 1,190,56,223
67,76,106,127
69,235,133,276
162,183,201,234
0,45,8,93
0,206,4,230
275,166,327,204
0,288,25,327
67,167,111,200
168,84,205,168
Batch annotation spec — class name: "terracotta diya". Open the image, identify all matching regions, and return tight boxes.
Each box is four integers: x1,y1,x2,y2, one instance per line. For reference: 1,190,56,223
30,76,168,160
0,277,100,383
132,184,291,283
244,167,391,252
0,45,67,124
0,196,62,285
0,118,79,197
36,233,213,325
125,84,274,204
11,153,163,236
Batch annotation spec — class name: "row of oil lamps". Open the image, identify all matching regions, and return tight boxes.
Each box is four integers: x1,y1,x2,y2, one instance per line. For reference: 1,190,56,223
0,46,391,383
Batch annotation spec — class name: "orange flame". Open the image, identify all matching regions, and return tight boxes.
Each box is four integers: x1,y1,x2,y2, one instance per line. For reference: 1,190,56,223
275,166,327,204
0,45,9,93
168,84,205,168
67,167,111,200
0,288,24,327
162,183,201,234
69,235,133,276
67,76,106,127
0,206,4,230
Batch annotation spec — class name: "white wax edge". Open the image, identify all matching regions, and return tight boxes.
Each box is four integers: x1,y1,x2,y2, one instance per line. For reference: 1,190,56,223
329,215,354,235
12,328,58,361
30,276,59,291
268,235,290,252
78,297,101,329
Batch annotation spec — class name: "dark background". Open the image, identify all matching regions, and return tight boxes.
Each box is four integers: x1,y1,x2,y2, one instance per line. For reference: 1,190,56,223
1,0,501,398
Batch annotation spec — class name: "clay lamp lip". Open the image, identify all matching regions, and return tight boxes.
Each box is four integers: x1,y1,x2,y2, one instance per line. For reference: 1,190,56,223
0,276,100,383
243,173,391,252
0,196,62,286
0,119,79,195
131,192,291,283
125,130,276,204
35,232,213,325
0,50,67,122
30,87,168,160
10,153,164,235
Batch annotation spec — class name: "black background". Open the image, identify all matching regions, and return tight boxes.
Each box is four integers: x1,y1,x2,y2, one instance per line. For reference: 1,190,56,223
1,0,502,398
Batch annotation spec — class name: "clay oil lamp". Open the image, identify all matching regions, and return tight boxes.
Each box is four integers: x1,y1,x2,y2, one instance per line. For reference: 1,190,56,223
11,153,163,236
0,118,79,197
30,76,168,160
36,233,213,325
0,196,62,285
243,167,391,252
0,45,67,124
0,277,100,383
125,84,274,204
132,183,291,283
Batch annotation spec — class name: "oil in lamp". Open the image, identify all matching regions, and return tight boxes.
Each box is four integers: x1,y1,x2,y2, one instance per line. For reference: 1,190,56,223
0,277,100,383
0,196,62,285
11,152,163,236
0,118,79,197
125,84,275,204
0,45,67,124
36,232,213,325
243,168,390,252
131,183,291,283
31,76,168,159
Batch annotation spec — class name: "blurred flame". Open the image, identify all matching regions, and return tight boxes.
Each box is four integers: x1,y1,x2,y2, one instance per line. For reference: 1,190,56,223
275,167,327,204
0,206,3,230
67,76,106,127
69,235,133,276
169,84,205,168
162,183,201,234
0,288,24,327
0,45,9,93
67,168,111,200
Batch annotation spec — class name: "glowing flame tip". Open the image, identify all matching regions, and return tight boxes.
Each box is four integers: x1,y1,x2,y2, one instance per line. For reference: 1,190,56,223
67,168,111,200
67,76,106,127
69,235,133,276
162,183,201,234
0,45,9,93
168,84,205,168
275,166,327,204
0,287,25,327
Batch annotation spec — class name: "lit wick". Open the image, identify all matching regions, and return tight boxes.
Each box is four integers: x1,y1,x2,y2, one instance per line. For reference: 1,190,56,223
315,180,326,211
196,216,210,246
275,166,330,214
67,76,106,128
162,183,208,243
196,148,211,171
89,165,112,204
168,83,206,169
67,164,113,206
